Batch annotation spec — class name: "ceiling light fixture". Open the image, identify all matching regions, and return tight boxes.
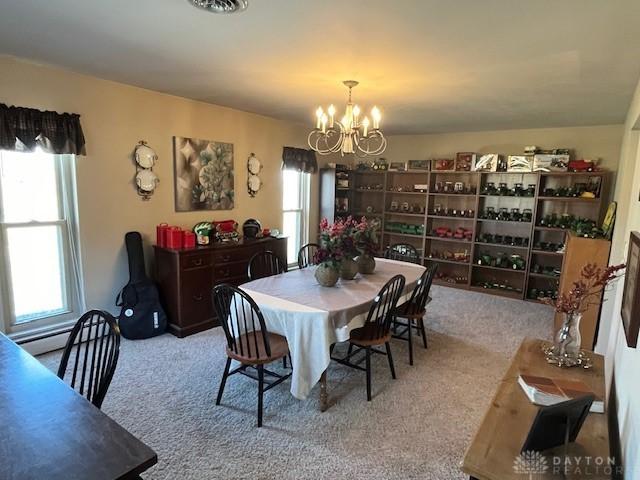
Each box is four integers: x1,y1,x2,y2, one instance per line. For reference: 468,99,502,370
308,81,386,157
187,0,248,14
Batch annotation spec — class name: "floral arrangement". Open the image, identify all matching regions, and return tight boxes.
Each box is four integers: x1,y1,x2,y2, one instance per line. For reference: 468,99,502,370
543,263,625,314
314,216,380,267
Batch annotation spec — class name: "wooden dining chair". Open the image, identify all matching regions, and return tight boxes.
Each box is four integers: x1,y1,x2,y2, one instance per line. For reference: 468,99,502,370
57,310,121,409
331,274,406,401
384,243,420,264
297,243,319,269
212,284,291,427
392,262,438,365
247,250,287,280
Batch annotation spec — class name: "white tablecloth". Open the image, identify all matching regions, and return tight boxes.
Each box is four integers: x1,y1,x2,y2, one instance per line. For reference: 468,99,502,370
240,258,425,399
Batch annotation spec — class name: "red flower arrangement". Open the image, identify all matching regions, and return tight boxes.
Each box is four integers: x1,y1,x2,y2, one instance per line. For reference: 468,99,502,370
543,263,625,314
314,216,380,267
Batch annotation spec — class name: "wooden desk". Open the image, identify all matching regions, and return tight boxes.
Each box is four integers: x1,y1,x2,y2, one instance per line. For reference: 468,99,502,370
0,333,157,480
462,338,610,480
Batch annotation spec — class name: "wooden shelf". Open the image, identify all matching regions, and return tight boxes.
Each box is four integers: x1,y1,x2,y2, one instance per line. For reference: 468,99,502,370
319,167,609,305
426,257,471,266
425,236,473,244
428,215,475,220
428,193,476,197
530,250,564,257
474,241,529,251
384,212,425,218
386,191,427,195
433,279,470,290
537,196,600,202
473,264,526,274
383,231,423,239
469,285,523,300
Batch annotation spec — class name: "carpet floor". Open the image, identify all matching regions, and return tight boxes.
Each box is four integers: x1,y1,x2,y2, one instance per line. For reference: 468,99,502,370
39,285,553,480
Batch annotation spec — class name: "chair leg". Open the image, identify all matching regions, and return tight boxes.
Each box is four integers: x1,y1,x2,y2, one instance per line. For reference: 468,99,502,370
216,357,232,405
419,318,428,349
408,319,414,366
283,356,287,369
257,365,264,428
347,343,354,357
385,341,396,379
365,347,372,401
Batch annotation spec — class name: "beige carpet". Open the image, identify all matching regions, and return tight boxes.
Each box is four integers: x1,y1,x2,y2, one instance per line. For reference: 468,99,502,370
39,285,553,480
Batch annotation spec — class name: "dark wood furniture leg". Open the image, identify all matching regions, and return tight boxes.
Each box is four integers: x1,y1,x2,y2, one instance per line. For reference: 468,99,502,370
419,318,428,349
365,347,372,401
407,319,414,365
216,357,232,405
257,365,264,427
319,370,328,412
385,341,396,379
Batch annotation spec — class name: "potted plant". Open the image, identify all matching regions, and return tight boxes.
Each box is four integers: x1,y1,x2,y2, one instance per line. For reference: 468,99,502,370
313,218,345,287
353,217,380,274
543,262,625,367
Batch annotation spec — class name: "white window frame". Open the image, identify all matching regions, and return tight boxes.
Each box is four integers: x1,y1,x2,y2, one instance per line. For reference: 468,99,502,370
0,151,85,340
282,170,311,268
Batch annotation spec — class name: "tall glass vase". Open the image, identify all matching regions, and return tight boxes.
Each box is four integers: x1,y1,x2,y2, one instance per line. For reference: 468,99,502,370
544,312,591,368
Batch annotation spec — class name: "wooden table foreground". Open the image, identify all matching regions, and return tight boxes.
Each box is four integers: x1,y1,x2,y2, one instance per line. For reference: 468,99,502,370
461,338,611,480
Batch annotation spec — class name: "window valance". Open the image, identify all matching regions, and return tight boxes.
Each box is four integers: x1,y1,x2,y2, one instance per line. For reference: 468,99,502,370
0,103,86,155
281,146,317,174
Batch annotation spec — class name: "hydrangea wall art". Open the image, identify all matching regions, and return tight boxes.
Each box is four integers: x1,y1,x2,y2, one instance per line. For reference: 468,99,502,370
173,136,234,211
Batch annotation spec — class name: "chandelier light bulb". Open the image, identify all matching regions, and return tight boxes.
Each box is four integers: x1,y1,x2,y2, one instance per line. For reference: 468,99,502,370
315,107,324,129
321,113,328,133
371,106,381,129
362,116,370,137
327,104,336,127
353,105,361,120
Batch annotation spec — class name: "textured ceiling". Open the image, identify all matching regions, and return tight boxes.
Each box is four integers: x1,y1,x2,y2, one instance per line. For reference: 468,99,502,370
1,0,640,133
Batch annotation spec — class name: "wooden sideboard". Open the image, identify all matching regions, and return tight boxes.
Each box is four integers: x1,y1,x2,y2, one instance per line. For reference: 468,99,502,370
154,236,287,338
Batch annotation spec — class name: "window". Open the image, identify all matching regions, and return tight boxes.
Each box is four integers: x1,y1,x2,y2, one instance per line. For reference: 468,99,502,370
282,169,311,267
0,149,83,336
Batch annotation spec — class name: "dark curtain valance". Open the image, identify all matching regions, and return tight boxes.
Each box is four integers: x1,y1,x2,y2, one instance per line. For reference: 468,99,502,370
282,146,317,174
0,103,86,155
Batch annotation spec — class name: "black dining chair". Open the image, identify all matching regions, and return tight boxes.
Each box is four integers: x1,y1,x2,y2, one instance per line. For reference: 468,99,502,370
331,274,406,401
247,250,287,280
57,310,121,409
392,262,438,365
297,243,319,269
384,243,421,264
213,284,291,427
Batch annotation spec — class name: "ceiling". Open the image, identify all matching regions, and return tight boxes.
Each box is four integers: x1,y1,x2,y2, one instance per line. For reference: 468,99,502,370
1,0,640,134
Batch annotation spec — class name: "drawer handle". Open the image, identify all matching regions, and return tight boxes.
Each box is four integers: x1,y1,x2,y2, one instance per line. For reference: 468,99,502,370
222,255,231,262
192,259,203,266
192,294,204,302
218,269,230,277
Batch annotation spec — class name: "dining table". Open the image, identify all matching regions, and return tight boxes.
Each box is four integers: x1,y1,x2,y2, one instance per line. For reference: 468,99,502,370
0,332,157,480
241,257,426,410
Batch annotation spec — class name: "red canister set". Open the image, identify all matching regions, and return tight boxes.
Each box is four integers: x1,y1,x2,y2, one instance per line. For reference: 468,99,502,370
156,223,196,249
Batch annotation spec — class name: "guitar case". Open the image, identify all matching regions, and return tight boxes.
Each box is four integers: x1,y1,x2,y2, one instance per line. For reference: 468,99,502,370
116,231,167,339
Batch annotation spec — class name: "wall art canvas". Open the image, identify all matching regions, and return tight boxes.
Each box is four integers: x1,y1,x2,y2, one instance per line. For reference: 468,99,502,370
173,136,234,212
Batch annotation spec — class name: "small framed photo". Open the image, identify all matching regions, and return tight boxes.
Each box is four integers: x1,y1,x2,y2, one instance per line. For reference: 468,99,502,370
432,158,455,171
388,161,407,171
622,231,640,348
455,153,475,171
407,160,430,171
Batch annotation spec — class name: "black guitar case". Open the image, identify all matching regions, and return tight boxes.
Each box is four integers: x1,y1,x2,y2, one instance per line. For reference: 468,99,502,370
116,231,167,339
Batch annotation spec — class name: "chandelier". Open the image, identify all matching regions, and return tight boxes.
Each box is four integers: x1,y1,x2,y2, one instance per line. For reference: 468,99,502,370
187,0,248,13
308,81,386,157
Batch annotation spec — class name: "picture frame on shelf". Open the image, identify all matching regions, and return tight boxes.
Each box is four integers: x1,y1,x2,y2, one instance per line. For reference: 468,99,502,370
407,159,430,171
621,231,640,348
388,161,407,171
455,152,475,172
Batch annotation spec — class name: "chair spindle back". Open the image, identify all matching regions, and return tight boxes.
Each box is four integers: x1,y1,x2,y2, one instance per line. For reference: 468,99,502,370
248,251,286,280
362,274,406,340
297,243,319,269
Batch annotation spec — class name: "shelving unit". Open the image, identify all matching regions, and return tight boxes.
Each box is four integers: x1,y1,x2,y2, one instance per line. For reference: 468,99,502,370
319,167,609,302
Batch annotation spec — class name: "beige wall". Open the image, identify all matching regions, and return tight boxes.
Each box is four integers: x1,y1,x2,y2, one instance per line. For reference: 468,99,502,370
597,77,640,476
0,55,311,314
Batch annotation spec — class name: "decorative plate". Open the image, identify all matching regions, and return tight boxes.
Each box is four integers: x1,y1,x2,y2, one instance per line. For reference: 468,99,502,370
247,154,261,175
136,169,159,192
248,174,261,197
135,143,157,169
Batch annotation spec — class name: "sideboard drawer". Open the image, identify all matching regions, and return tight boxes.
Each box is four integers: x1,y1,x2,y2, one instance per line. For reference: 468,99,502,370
213,262,247,281
213,246,261,265
180,267,214,323
180,252,212,270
